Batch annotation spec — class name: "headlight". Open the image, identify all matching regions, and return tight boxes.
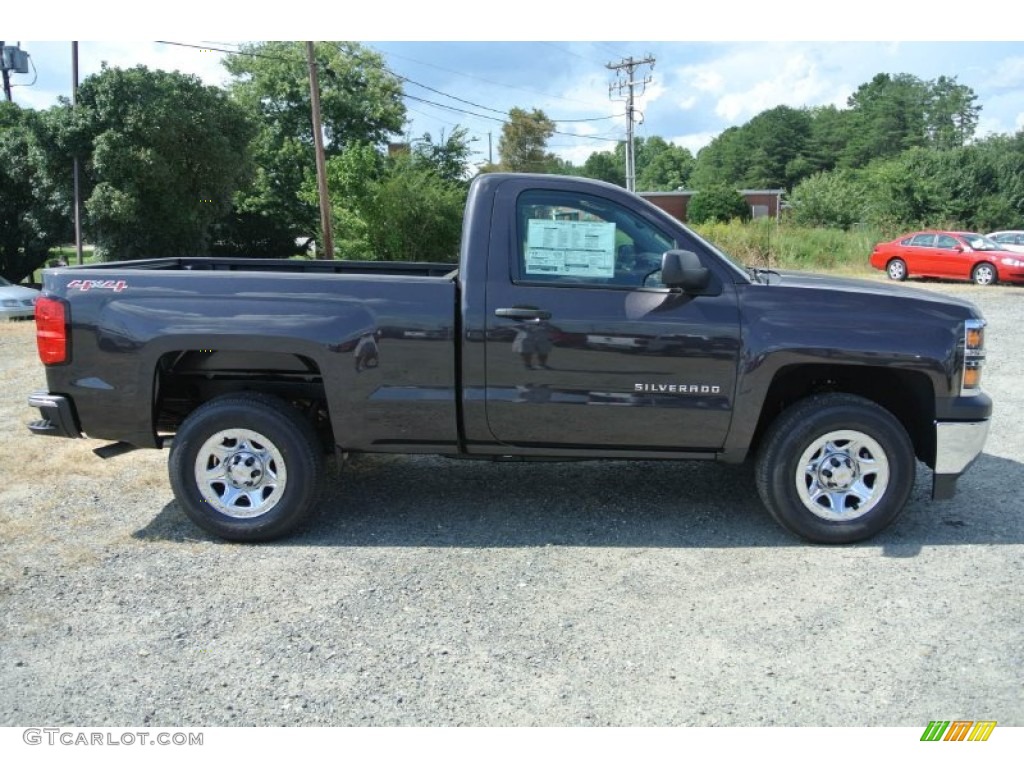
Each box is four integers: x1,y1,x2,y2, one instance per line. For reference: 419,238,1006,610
962,318,986,395
1000,257,1023,266
2,299,19,307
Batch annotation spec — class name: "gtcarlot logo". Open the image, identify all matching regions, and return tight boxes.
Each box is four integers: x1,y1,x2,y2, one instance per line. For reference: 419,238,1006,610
23,728,203,747
920,720,997,742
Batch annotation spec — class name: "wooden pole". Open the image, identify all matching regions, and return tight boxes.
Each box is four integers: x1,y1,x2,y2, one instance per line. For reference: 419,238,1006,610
306,42,334,260
72,42,84,265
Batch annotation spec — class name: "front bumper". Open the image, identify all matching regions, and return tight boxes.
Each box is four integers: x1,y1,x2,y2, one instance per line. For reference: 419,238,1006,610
932,419,990,500
27,391,82,438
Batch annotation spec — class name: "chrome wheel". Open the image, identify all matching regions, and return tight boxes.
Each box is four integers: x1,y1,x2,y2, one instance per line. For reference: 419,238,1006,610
887,259,907,281
972,263,996,286
796,430,890,522
194,428,288,518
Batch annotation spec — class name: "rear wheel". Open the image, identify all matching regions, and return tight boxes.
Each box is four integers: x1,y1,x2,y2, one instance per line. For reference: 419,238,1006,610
972,263,997,286
755,394,915,544
168,393,324,542
886,258,907,281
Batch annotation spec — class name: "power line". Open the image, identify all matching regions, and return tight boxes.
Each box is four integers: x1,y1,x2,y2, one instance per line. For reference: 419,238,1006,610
156,40,297,62
404,92,620,143
376,46,601,108
397,72,621,123
153,41,623,155
536,42,606,67
156,40,622,125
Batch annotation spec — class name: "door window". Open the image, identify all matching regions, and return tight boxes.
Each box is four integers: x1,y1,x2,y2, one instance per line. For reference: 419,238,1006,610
516,189,674,289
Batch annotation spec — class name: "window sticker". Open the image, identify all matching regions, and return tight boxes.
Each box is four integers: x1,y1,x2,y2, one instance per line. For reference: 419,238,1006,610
524,218,616,278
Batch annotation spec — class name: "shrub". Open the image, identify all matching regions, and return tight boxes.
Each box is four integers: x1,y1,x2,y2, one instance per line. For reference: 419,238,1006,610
687,185,750,224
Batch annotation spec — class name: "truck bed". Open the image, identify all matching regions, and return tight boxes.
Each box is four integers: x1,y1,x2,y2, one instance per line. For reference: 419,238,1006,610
70,257,459,279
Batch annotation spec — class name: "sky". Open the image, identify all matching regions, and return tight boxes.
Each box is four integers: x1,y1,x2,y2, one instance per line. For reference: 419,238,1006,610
5,4,1024,172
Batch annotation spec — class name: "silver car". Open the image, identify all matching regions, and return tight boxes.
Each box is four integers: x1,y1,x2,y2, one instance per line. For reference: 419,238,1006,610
0,276,40,320
986,231,1024,254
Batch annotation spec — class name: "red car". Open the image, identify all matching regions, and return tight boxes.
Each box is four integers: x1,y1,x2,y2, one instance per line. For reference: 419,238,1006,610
869,230,1024,286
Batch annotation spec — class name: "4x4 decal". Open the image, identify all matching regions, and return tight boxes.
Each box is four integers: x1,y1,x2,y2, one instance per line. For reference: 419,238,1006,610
67,279,128,293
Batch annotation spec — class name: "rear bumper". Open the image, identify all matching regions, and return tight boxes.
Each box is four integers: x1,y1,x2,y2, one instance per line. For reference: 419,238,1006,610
27,391,82,438
931,418,990,500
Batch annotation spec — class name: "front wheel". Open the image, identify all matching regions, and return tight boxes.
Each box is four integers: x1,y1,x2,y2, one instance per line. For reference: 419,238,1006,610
168,393,324,542
754,393,915,544
972,263,997,286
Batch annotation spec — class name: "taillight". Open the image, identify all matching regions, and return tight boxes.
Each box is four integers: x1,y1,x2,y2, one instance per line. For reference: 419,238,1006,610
36,297,69,365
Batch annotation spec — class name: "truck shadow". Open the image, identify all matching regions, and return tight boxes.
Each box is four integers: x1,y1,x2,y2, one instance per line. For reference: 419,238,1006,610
135,452,1024,555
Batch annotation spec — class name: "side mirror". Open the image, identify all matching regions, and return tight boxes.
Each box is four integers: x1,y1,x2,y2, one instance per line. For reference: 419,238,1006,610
661,250,710,292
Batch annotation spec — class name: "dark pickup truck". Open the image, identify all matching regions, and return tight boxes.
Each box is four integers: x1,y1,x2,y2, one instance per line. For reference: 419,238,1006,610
28,174,991,544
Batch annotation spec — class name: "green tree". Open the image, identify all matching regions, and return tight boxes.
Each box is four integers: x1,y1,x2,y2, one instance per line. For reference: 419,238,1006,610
0,103,72,282
860,153,943,230
802,105,853,174
69,65,255,260
361,155,465,262
321,135,469,262
688,185,749,224
318,142,384,258
496,108,558,173
690,127,748,190
411,126,474,185
740,106,813,189
636,139,695,191
926,75,981,151
979,132,1024,227
789,170,867,230
219,41,406,257
578,149,624,186
841,73,930,168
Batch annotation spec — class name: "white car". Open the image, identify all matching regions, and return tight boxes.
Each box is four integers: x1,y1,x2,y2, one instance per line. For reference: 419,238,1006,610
0,276,40,320
986,230,1024,254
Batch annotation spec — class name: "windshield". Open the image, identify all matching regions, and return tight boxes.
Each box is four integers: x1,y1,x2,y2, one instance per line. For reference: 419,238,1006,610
960,233,1003,251
676,225,751,282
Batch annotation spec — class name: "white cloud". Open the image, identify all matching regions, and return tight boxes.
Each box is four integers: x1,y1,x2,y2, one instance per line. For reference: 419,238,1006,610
635,81,665,114
686,67,725,93
13,40,232,110
983,56,1024,89
713,52,835,122
670,132,718,155
75,41,231,87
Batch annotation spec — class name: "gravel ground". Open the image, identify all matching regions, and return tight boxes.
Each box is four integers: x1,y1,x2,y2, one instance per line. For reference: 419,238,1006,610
1,279,1022,727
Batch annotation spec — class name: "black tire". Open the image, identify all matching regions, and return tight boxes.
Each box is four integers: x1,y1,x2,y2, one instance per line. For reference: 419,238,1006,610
971,262,997,286
886,258,907,281
754,393,915,544
168,393,324,542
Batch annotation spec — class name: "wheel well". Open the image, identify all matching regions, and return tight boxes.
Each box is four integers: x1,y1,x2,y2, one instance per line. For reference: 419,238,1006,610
154,350,333,449
749,364,935,463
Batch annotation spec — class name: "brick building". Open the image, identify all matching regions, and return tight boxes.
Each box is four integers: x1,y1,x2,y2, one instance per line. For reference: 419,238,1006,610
640,189,784,223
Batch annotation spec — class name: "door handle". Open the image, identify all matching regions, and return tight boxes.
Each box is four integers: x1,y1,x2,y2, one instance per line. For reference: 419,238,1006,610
494,308,551,321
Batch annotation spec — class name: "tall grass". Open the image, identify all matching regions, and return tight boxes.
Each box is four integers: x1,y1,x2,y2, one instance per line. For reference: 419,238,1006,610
692,219,887,274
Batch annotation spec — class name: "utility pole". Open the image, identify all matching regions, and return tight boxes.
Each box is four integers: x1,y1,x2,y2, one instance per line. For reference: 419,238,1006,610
606,55,655,193
72,42,84,265
306,42,334,260
1,41,13,102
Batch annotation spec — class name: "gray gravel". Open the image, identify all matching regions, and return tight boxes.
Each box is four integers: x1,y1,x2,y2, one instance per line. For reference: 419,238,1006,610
1,279,1022,727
